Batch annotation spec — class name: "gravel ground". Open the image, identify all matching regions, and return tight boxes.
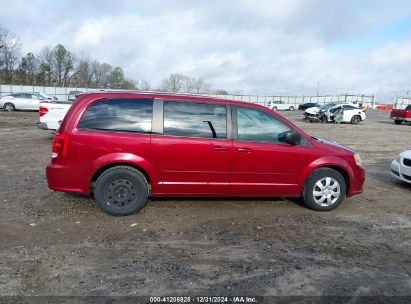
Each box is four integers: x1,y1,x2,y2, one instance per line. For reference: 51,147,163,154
0,109,410,297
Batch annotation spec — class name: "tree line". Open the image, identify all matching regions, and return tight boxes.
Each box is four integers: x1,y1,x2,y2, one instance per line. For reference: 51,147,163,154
0,26,226,94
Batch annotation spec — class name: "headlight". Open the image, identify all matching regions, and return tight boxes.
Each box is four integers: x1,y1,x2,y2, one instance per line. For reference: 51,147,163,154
395,154,401,163
354,153,362,166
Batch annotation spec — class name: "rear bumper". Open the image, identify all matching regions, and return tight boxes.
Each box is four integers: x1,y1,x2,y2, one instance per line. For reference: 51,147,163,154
37,121,59,131
46,162,89,194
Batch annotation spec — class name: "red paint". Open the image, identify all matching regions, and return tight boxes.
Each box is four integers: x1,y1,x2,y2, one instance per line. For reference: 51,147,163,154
390,107,411,120
46,92,365,199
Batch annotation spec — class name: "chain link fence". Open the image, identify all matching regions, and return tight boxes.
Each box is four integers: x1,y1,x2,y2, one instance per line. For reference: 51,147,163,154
0,84,376,108
394,97,411,109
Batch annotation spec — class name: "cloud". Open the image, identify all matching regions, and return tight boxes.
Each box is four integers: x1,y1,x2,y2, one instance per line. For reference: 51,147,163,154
1,0,411,97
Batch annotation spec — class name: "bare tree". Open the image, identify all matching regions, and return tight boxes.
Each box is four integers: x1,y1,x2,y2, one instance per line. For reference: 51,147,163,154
53,44,76,87
161,73,186,92
37,46,54,86
75,56,95,88
138,79,151,91
93,62,113,88
185,77,208,93
0,27,21,84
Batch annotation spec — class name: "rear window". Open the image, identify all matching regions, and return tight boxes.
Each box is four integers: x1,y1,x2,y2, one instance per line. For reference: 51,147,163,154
78,98,153,133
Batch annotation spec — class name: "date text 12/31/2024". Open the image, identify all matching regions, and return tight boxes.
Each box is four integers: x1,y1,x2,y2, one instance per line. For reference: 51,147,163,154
149,296,257,303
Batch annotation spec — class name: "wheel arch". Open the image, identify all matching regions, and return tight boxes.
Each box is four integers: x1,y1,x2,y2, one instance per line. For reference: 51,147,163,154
90,162,153,194
324,165,350,194
300,161,352,195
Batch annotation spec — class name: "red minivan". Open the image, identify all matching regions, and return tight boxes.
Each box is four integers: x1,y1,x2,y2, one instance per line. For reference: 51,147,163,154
46,92,365,215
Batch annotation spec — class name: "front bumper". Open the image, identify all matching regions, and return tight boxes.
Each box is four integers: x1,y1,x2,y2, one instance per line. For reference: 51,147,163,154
391,159,411,184
348,165,366,196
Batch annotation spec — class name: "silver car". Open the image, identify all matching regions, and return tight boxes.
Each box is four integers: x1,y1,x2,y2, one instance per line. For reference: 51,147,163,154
0,92,53,111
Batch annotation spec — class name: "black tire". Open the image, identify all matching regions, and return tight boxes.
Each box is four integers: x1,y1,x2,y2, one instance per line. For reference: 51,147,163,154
394,120,402,125
289,106,295,111
351,115,361,125
3,102,15,112
272,106,278,111
93,166,149,216
302,168,347,211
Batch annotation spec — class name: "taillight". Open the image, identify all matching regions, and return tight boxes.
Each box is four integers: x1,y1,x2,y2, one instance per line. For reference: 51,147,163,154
52,134,69,158
39,107,48,117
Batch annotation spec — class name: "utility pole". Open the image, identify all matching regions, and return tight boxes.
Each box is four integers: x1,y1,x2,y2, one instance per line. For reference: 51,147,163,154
316,82,319,96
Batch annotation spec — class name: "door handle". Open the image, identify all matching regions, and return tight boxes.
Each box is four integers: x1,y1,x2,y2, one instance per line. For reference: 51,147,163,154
236,147,251,153
212,146,228,151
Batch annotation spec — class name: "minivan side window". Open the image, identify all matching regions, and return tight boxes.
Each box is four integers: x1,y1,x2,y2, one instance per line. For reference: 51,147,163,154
236,106,290,143
163,101,227,139
78,98,153,133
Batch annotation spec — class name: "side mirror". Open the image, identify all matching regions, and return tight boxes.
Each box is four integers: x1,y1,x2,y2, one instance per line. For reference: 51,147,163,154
279,130,301,145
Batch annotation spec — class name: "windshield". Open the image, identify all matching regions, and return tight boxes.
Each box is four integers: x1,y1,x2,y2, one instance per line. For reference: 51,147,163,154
34,92,48,99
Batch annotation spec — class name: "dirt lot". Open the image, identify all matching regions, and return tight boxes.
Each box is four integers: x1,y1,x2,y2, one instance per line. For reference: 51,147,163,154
0,109,410,297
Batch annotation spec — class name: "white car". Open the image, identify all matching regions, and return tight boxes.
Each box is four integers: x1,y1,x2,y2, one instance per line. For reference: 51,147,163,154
37,101,73,131
0,92,55,111
391,150,411,184
304,103,366,124
267,100,295,111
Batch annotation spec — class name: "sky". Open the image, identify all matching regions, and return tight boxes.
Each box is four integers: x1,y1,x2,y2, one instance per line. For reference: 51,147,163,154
1,0,411,100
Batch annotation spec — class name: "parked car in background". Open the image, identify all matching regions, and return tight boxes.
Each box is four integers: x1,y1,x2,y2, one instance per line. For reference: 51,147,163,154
47,91,365,216
68,90,84,102
304,103,366,124
391,150,411,184
0,92,55,111
38,100,74,131
35,92,57,101
390,105,411,125
298,102,321,111
267,100,295,111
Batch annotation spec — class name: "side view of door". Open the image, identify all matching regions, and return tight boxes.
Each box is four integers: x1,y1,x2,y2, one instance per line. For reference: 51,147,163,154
230,105,310,196
150,99,233,195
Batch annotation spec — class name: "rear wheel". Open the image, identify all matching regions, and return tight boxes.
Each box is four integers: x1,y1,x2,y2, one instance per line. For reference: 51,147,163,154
94,166,149,216
351,115,361,125
3,103,15,112
394,120,402,125
302,168,347,211
289,106,295,111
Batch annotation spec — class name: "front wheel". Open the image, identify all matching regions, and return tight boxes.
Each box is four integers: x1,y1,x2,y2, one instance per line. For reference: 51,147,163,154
272,106,278,111
302,168,347,211
394,120,402,125
289,106,295,111
3,103,15,112
351,115,361,125
94,166,149,216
